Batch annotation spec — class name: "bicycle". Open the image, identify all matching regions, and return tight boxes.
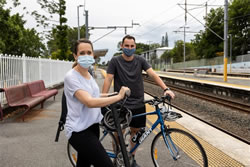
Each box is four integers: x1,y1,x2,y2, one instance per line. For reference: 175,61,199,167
68,95,208,167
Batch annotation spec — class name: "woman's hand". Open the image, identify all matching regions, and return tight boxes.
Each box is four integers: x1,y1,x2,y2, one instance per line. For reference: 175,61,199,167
118,86,130,100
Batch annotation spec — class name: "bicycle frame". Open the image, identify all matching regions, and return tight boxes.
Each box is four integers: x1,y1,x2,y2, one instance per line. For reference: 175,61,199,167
102,103,180,160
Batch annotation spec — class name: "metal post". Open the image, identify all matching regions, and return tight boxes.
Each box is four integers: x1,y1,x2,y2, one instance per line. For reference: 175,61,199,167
85,10,89,39
184,0,187,75
77,5,83,40
22,53,26,83
230,34,232,73
77,6,80,40
223,0,228,82
39,56,42,80
184,26,186,75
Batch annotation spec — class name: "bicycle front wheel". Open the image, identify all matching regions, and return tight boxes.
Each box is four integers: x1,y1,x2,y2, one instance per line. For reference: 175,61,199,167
151,128,208,167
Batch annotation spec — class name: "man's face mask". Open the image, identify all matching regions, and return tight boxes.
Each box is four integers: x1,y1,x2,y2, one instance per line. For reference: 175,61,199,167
123,48,136,57
77,55,95,68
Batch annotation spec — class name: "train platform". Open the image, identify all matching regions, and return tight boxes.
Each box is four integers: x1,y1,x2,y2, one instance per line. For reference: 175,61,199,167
0,69,248,167
99,69,250,167
144,93,250,167
157,71,250,90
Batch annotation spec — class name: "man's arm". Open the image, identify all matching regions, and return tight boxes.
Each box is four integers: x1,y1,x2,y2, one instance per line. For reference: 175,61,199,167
146,68,175,98
102,73,114,93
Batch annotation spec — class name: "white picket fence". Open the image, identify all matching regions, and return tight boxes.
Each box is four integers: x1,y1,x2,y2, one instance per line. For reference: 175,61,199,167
0,53,73,105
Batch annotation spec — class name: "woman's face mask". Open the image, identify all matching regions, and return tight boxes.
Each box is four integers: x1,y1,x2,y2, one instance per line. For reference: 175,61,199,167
123,48,136,57
77,55,95,69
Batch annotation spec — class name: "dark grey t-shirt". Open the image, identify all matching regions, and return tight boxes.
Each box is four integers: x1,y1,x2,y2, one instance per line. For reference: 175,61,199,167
107,55,151,109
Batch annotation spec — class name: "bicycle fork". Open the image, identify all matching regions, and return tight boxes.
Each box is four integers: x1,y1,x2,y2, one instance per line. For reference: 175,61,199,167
161,125,180,160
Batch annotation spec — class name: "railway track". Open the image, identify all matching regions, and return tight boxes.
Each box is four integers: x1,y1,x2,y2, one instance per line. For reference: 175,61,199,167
144,78,250,113
143,78,250,145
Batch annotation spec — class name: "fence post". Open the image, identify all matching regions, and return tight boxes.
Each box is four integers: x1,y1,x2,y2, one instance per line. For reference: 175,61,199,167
22,53,26,83
0,101,3,120
39,56,42,80
50,58,52,86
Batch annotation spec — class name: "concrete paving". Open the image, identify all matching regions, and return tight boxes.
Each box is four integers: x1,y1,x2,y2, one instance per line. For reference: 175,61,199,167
0,69,248,167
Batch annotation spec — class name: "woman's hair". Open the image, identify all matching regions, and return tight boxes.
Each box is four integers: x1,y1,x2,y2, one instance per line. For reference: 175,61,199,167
72,38,94,68
73,38,94,55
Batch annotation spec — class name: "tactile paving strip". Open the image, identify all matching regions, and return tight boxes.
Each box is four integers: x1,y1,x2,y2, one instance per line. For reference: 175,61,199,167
146,104,244,167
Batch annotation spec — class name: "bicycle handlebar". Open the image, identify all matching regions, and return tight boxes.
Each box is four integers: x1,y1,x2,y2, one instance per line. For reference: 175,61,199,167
144,95,171,106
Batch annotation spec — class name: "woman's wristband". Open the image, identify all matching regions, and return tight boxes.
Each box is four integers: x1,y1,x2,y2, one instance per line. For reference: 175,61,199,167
164,88,170,92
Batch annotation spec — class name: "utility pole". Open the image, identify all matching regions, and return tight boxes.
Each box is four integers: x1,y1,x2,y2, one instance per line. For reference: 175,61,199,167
224,0,228,81
184,0,187,75
77,5,84,40
229,34,232,73
85,10,89,39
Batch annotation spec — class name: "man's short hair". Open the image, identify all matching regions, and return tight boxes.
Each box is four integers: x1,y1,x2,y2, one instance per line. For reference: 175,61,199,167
122,35,136,44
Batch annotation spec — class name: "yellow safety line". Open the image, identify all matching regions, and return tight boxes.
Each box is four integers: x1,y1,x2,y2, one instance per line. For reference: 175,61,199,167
100,69,114,87
146,104,244,167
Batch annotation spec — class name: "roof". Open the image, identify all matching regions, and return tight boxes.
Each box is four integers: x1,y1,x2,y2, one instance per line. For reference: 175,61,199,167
94,49,108,58
156,46,173,51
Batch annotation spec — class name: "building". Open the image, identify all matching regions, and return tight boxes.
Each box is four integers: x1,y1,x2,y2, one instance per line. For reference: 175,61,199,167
140,46,173,62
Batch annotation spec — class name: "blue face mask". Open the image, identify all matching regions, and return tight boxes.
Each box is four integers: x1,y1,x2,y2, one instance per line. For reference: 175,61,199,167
123,48,136,57
77,55,95,69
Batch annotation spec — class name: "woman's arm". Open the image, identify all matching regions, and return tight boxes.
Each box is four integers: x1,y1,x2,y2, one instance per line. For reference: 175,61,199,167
75,87,128,108
100,92,118,97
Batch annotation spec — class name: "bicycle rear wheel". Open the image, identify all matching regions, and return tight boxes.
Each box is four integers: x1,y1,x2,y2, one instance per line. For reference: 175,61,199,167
99,129,119,163
67,129,118,167
151,128,208,167
67,142,77,167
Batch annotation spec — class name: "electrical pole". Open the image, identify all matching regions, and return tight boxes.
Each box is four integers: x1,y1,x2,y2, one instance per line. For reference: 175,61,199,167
77,5,84,40
230,34,232,73
224,0,228,81
184,0,187,75
85,10,89,39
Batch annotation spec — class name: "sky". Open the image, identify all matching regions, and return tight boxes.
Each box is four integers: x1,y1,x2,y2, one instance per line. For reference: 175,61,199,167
7,0,224,63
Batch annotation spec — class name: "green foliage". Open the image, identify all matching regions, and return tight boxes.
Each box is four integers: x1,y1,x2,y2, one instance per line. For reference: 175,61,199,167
0,6,46,57
192,1,250,59
135,42,149,54
192,7,224,59
229,0,250,56
36,0,70,60
169,40,197,63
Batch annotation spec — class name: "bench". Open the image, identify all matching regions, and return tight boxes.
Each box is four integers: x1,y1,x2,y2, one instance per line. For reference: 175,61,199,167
0,84,45,121
194,68,210,77
27,80,58,100
0,80,58,121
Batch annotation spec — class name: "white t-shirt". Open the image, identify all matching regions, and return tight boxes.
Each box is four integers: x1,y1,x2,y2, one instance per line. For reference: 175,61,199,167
64,69,103,139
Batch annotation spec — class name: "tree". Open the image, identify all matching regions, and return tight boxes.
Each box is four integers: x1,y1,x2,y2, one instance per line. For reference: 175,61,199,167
0,6,46,57
36,0,70,60
164,32,169,47
229,0,250,56
161,36,165,47
170,40,197,63
192,7,224,59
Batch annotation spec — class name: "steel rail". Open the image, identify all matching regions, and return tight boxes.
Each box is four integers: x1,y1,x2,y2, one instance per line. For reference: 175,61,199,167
144,78,250,113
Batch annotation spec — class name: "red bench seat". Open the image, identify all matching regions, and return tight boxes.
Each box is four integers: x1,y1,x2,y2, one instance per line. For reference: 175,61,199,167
0,84,45,121
27,80,58,100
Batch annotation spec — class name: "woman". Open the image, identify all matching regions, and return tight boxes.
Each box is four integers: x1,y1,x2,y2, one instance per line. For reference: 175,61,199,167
64,38,129,167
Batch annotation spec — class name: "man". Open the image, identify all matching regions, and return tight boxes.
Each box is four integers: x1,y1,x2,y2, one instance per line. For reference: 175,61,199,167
102,35,175,167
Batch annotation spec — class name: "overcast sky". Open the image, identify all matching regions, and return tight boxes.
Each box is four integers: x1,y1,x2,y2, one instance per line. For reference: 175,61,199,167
7,0,224,62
